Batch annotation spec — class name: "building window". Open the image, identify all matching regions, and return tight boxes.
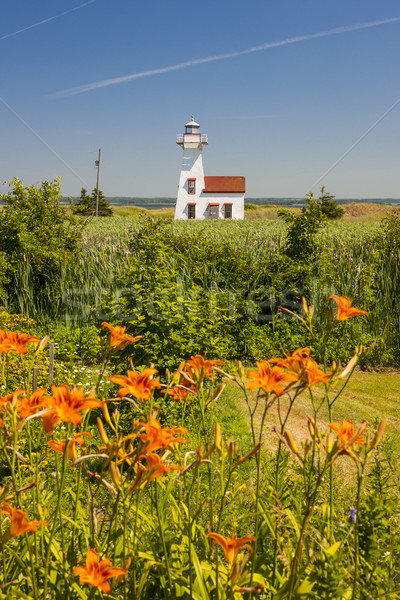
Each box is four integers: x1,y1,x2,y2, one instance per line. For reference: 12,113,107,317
224,204,232,219
188,179,196,194
208,204,219,219
188,204,196,219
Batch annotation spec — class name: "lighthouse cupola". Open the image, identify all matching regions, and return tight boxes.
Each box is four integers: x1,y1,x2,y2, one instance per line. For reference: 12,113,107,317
177,116,208,148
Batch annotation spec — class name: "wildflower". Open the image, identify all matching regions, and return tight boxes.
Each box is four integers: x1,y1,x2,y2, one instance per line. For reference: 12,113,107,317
0,389,24,410
206,532,256,567
349,507,357,524
328,419,366,449
17,388,49,420
73,548,126,594
0,503,48,542
328,419,367,462
129,453,182,492
101,322,143,349
135,417,188,454
142,453,182,482
163,384,196,403
0,330,40,354
301,360,331,386
109,368,161,400
271,349,331,387
184,355,224,385
247,362,298,396
328,295,369,321
47,432,92,461
42,385,102,434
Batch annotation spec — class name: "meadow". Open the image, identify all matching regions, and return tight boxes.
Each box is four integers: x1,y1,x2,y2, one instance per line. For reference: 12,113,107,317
1,184,400,599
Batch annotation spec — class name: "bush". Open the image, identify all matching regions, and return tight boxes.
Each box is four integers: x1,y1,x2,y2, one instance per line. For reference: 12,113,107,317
318,186,344,219
0,178,81,315
279,192,326,262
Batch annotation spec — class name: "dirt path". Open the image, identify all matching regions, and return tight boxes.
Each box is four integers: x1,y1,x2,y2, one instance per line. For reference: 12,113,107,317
228,370,400,449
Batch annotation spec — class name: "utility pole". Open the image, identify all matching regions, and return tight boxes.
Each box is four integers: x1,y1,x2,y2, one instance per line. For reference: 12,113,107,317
95,148,101,216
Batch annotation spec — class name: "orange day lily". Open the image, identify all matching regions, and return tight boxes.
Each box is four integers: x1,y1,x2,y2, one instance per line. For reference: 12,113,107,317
42,385,102,434
47,432,92,461
141,452,182,482
300,359,332,386
73,548,126,594
129,453,182,493
328,419,368,463
101,322,143,349
329,296,369,321
328,419,366,450
0,502,49,542
271,349,331,387
163,384,196,403
0,389,26,413
184,355,225,385
109,368,161,400
135,416,188,454
0,330,40,354
207,532,256,567
17,388,49,420
247,362,298,396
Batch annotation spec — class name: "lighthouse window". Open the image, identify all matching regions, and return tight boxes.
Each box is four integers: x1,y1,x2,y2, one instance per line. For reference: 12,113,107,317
188,204,196,219
188,179,196,194
224,204,232,219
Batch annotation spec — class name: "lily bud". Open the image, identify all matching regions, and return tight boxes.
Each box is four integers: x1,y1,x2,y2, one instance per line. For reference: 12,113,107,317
37,335,50,352
236,442,262,465
302,439,312,459
113,409,120,426
284,430,298,455
307,416,315,438
212,383,226,403
102,402,112,427
326,432,335,454
227,437,239,461
214,423,222,452
97,418,109,445
237,361,245,382
369,420,386,452
338,354,358,380
109,462,121,487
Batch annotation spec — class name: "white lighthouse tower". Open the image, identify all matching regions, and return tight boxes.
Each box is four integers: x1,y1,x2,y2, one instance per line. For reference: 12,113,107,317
175,117,245,220
175,117,207,220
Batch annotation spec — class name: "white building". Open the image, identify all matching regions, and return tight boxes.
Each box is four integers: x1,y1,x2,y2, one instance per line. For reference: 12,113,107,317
175,118,245,220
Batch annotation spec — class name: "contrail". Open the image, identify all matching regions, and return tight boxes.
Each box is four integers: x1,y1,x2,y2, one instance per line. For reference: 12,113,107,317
52,16,400,98
0,0,97,42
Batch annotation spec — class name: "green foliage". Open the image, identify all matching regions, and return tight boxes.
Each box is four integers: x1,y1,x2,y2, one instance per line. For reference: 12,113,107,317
318,186,344,220
71,187,93,215
0,178,81,314
0,307,400,598
279,192,326,261
0,252,9,301
72,187,113,216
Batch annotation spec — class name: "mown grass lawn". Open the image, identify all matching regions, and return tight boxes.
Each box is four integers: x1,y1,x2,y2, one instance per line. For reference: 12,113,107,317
223,369,400,449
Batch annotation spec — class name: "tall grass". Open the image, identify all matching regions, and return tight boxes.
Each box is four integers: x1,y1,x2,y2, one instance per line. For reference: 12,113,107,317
4,217,400,365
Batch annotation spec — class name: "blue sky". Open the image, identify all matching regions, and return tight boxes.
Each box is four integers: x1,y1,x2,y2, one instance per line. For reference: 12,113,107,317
1,0,400,198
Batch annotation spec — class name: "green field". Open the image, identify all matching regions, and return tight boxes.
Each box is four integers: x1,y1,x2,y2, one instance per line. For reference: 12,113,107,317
2,187,400,599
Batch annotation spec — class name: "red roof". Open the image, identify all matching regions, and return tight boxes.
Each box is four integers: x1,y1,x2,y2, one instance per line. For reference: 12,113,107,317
203,176,245,193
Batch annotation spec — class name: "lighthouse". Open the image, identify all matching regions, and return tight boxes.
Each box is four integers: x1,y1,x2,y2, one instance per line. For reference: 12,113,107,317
175,118,245,220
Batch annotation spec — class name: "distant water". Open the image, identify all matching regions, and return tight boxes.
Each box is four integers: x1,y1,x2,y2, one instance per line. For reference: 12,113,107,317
130,203,174,209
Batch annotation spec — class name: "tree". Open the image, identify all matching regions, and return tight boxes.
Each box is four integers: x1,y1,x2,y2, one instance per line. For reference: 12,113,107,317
72,187,113,217
318,186,344,219
279,192,325,261
92,188,113,217
72,187,93,215
0,177,81,310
